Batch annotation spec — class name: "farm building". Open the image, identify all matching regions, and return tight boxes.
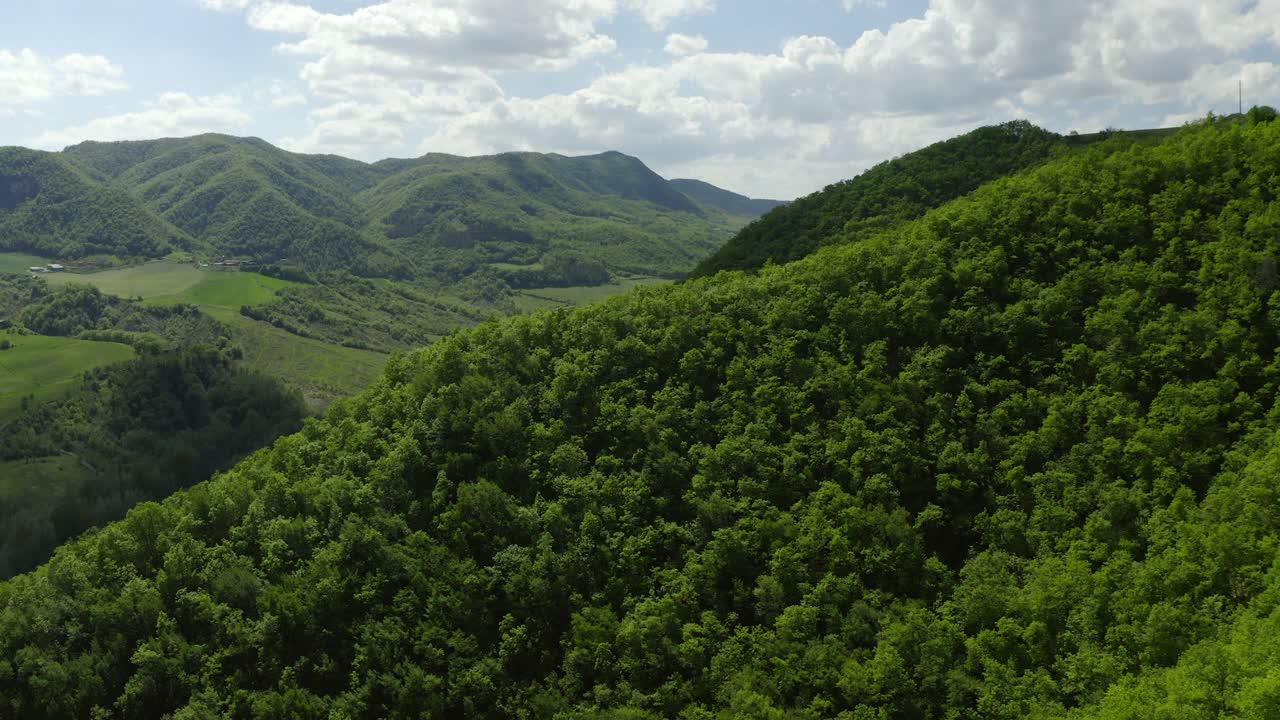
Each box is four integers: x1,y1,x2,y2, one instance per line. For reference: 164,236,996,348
47,264,65,272
28,266,47,273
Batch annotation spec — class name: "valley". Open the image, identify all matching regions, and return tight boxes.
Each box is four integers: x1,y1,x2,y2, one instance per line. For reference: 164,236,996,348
4,113,1280,718
0,139,782,579
8,0,1280,715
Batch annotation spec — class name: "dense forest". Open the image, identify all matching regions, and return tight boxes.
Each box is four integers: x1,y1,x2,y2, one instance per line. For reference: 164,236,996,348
690,120,1173,277
2,114,1279,718
0,348,306,578
0,277,307,577
0,148,186,261
5,279,231,352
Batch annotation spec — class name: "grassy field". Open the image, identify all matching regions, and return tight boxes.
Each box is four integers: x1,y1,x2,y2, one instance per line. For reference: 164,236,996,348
31,260,665,410
512,276,670,313
176,271,296,307
45,262,204,297
0,457,86,508
38,261,379,411
0,253,53,275
45,262,297,306
204,307,387,411
0,334,135,418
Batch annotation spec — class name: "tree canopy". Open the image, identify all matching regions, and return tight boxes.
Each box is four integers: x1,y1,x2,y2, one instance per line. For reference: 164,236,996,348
3,117,1280,719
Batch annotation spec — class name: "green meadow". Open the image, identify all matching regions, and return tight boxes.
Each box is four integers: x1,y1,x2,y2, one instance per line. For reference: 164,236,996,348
0,334,134,418
36,261,379,410
203,307,387,411
0,253,53,275
512,276,669,312
44,262,298,307
0,457,85,510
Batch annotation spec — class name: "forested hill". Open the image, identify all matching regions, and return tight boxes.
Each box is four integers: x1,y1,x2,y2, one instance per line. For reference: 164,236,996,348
669,178,788,217
1,135,780,281
0,147,188,259
691,120,1081,277
7,115,1280,719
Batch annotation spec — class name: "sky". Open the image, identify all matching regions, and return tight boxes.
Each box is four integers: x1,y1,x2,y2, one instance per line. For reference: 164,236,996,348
3,1,1279,199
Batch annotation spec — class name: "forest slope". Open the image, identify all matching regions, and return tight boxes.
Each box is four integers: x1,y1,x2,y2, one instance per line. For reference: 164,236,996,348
669,178,787,217
360,150,754,281
0,277,308,578
5,117,1280,719
692,120,1082,277
0,147,188,260
33,136,777,281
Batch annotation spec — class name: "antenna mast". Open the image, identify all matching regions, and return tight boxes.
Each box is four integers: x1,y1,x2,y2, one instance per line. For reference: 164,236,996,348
1240,78,1244,115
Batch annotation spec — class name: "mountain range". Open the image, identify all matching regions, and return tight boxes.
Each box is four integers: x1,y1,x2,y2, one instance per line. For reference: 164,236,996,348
0,135,784,282
5,112,1280,719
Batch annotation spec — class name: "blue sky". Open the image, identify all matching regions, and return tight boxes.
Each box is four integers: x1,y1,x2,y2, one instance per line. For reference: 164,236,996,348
3,1,1278,198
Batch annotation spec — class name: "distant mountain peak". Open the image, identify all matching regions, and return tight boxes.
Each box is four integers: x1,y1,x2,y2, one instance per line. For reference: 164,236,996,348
1,133,778,280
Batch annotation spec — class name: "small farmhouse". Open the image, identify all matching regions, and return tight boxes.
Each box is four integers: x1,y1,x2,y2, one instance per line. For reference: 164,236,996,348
28,266,47,273
47,264,65,272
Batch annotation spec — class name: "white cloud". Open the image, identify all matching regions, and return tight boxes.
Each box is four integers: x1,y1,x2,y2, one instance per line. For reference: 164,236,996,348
30,93,253,149
0,49,126,105
247,0,619,78
665,33,708,56
192,0,1280,197
260,80,308,108
410,0,1280,197
206,0,727,103
198,0,254,10
627,0,716,29
279,101,411,156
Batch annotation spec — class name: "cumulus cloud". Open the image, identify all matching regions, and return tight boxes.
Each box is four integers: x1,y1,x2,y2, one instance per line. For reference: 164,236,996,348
665,33,708,56
207,0,727,103
195,0,1280,197
279,101,413,156
413,0,1280,197
30,93,253,149
628,0,716,29
247,0,619,79
0,49,126,104
259,80,308,108
199,0,254,10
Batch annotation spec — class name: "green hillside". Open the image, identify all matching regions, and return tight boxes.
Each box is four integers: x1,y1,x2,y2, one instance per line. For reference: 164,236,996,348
3,115,1280,719
2,136,783,367
36,263,388,406
0,333,135,417
0,147,188,260
0,274,311,578
692,120,1095,277
359,150,748,281
42,136,778,282
63,135,393,273
670,178,787,217
0,347,305,579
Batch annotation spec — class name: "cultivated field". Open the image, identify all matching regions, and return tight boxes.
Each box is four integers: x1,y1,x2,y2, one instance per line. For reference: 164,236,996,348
203,307,387,411
44,262,298,307
511,276,670,313
0,335,135,418
0,253,53,275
